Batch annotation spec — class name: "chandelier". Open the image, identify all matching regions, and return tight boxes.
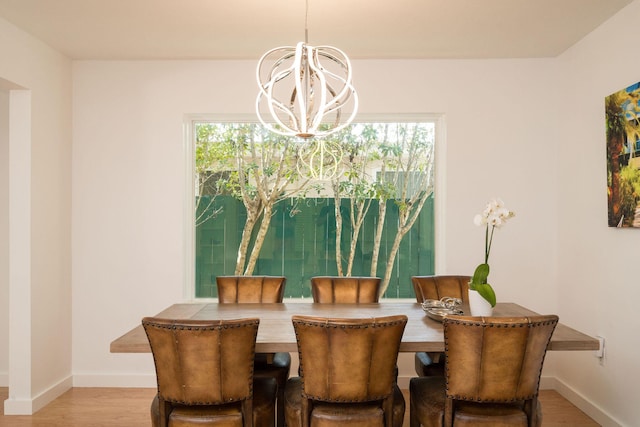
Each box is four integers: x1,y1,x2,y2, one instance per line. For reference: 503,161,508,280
255,1,358,139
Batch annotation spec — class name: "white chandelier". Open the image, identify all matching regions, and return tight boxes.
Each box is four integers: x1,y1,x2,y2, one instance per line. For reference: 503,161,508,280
255,3,358,139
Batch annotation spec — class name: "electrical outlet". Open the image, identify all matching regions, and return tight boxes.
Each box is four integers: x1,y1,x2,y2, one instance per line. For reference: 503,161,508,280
594,335,605,359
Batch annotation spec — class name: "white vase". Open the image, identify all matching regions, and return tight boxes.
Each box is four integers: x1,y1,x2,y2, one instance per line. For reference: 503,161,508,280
468,289,494,316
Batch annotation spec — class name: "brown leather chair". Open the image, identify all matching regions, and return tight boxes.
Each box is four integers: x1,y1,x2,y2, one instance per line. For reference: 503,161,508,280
411,275,471,377
310,276,381,303
409,315,559,427
310,275,397,381
143,317,277,427
216,275,291,427
411,275,470,303
217,275,287,303
284,315,408,427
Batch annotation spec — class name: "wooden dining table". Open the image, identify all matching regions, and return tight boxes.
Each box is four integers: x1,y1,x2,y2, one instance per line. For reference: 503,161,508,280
110,301,600,354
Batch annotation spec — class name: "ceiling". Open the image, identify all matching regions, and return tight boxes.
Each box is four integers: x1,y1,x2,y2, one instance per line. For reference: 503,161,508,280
0,0,633,60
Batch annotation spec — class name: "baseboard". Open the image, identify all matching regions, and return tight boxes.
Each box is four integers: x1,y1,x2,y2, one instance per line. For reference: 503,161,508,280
551,377,623,427
397,375,410,390
0,372,7,387
3,375,72,415
72,373,156,388
539,375,555,390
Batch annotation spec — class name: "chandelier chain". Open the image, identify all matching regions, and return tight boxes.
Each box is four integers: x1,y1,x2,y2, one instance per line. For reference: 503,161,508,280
305,0,309,44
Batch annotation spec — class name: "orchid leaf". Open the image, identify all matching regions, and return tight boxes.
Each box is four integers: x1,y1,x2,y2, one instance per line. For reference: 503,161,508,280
470,263,490,286
474,283,497,307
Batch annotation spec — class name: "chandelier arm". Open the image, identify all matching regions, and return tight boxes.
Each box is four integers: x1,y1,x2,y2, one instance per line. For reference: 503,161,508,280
265,52,297,84
256,50,296,94
256,47,294,84
316,82,342,128
306,47,329,132
256,92,298,137
311,92,358,137
310,78,351,115
293,42,310,135
256,50,302,135
315,46,354,81
266,82,300,130
265,63,293,87
313,50,354,109
321,92,359,136
257,56,302,134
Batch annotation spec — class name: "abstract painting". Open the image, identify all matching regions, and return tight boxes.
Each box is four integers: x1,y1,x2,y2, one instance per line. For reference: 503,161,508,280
605,81,640,227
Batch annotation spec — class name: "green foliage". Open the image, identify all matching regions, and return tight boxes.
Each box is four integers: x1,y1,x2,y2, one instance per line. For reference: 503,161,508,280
619,165,640,226
194,121,435,290
473,284,497,307
469,263,496,307
605,93,626,143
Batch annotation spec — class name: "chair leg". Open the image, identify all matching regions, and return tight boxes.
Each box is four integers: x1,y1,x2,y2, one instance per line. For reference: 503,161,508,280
409,409,418,427
444,398,453,427
277,386,285,427
158,397,171,427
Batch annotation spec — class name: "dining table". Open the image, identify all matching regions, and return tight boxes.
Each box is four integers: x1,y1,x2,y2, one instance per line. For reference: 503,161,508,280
110,301,600,354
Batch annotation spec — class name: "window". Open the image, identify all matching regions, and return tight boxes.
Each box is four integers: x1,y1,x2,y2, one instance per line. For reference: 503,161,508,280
190,120,438,299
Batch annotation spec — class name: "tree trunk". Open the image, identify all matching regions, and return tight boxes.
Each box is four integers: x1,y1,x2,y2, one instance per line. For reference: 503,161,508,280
370,201,387,277
332,181,344,276
346,198,370,276
379,190,432,295
244,204,273,275
608,133,624,226
381,228,403,296
235,205,260,275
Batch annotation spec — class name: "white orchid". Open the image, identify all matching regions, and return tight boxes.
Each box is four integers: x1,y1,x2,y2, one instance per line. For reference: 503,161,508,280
470,198,515,307
474,198,514,228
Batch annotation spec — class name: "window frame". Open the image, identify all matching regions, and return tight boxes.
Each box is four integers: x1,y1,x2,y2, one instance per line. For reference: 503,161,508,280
183,113,447,300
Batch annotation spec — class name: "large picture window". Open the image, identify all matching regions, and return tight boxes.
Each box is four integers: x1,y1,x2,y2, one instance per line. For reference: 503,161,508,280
191,120,437,299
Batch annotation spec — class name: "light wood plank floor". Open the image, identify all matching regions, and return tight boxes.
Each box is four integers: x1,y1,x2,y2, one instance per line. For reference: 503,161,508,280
1,387,600,426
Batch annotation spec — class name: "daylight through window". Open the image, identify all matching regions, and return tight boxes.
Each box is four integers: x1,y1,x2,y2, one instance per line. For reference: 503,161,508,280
193,121,436,298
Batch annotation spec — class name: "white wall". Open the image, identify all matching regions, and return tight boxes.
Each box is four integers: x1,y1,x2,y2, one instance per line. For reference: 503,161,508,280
0,87,9,386
553,1,640,426
1,0,637,423
0,17,72,414
72,58,563,382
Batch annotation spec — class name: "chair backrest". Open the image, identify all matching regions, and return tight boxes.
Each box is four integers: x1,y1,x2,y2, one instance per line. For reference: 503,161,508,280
310,276,381,303
443,315,558,402
292,314,407,402
411,275,471,303
142,317,259,405
216,275,286,303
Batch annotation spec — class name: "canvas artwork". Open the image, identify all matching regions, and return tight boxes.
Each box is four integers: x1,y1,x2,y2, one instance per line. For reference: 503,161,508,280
605,81,640,228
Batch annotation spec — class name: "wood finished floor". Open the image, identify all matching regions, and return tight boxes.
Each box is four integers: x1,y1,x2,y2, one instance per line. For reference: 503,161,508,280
0,387,600,426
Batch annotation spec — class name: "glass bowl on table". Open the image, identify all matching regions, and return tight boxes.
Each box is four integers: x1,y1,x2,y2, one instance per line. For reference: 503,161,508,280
421,297,464,322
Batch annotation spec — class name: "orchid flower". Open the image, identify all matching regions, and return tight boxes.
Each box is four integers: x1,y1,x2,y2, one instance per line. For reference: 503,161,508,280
470,198,515,306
